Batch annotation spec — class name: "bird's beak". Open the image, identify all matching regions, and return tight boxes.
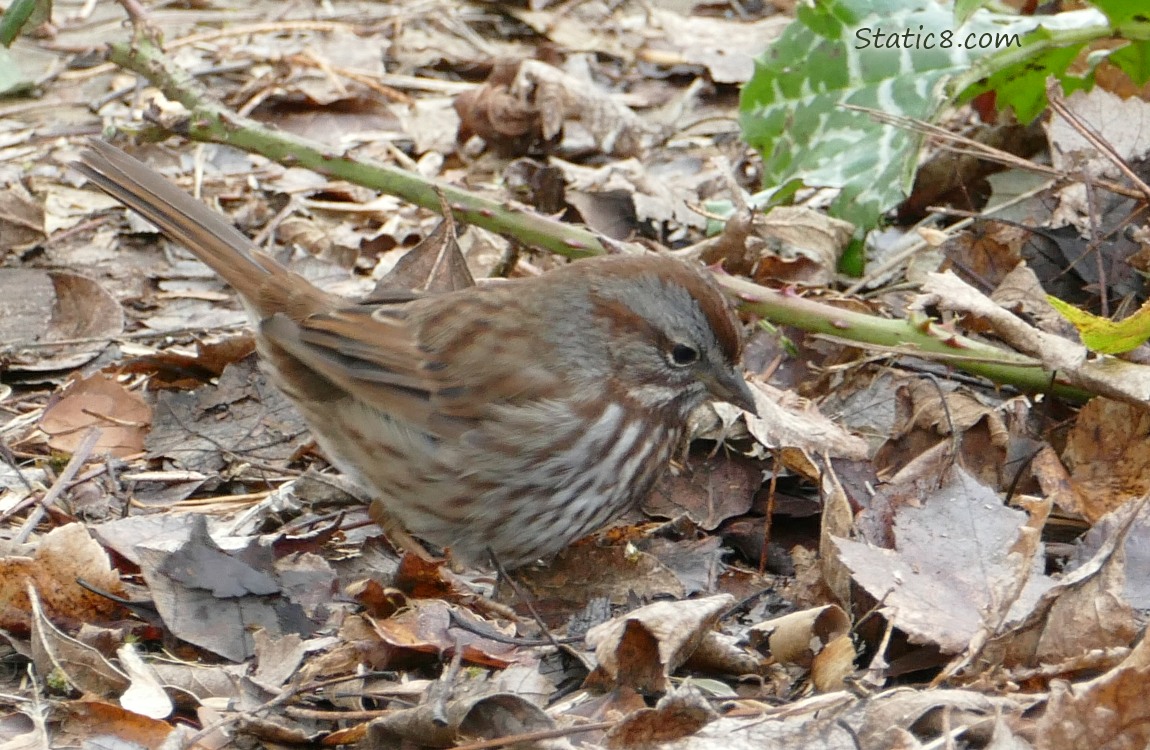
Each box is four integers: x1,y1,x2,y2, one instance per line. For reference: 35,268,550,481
704,367,759,416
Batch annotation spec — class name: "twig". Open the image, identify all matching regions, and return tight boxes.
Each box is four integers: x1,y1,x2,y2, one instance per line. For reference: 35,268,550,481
14,428,102,543
716,274,1091,401
488,551,594,671
1045,80,1150,204
103,39,619,260
760,451,778,574
450,720,616,750
447,609,580,647
428,634,465,726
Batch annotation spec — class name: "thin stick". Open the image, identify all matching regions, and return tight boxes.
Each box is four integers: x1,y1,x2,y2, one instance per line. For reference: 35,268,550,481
14,428,102,543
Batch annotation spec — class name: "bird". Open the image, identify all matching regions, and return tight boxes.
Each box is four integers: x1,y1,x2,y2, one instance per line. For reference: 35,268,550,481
76,139,757,567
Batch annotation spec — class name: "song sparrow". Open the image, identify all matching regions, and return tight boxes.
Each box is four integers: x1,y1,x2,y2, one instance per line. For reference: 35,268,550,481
76,140,757,567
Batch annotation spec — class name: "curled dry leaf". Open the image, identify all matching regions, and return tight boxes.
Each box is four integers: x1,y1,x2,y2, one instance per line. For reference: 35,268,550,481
684,630,768,677
455,58,661,157
811,634,856,693
117,643,173,720
703,206,853,288
454,58,551,156
0,179,45,249
368,691,554,748
980,499,1141,672
584,594,734,694
990,263,1077,338
744,380,869,461
749,604,856,693
856,689,1037,748
604,682,718,749
518,58,663,155
27,584,129,698
367,193,474,296
749,604,851,668
0,269,123,372
1074,501,1150,611
872,380,1009,488
368,599,517,670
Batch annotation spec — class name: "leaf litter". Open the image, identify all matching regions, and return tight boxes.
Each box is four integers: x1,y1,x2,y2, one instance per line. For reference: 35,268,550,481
1,0,1149,748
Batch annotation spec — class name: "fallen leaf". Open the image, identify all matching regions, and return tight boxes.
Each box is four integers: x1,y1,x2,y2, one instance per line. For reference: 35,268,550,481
40,372,151,458
0,270,124,372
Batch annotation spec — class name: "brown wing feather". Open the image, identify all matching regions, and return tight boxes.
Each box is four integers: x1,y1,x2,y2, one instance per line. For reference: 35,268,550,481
258,306,454,434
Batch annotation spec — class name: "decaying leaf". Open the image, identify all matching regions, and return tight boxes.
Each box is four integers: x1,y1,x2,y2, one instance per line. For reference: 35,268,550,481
585,594,734,694
0,270,124,372
833,466,1051,656
0,524,126,634
39,372,151,458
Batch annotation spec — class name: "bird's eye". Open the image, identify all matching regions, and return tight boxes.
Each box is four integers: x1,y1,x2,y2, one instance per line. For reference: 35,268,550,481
669,343,699,366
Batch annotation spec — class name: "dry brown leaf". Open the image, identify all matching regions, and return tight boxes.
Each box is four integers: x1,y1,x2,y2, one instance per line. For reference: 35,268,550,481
1061,398,1150,522
134,515,329,662
639,10,788,84
27,585,130,698
1035,634,1150,750
940,218,1026,290
744,380,869,461
644,449,761,531
749,604,852,669
604,683,718,748
368,599,516,670
117,644,173,720
873,380,1009,488
990,263,1076,338
1046,88,1150,232
0,270,124,372
1073,501,1150,611
585,594,734,694
972,498,1140,673
39,372,151,458
455,58,662,158
0,178,45,250
55,699,180,748
701,206,853,288
519,542,687,614
0,524,126,635
144,357,308,474
368,690,554,749
833,466,1051,655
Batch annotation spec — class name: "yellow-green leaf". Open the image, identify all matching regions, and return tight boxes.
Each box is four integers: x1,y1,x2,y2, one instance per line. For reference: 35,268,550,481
1047,295,1150,354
